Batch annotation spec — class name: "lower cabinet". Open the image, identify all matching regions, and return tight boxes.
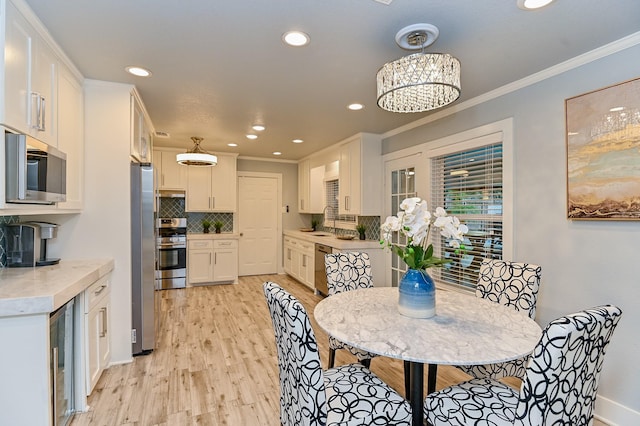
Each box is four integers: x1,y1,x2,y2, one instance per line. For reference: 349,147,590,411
85,274,111,394
284,236,315,289
188,237,239,285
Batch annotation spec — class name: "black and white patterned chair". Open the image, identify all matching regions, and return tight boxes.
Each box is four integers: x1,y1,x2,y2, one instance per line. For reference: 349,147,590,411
324,252,377,369
263,281,412,426
457,259,542,380
425,305,622,426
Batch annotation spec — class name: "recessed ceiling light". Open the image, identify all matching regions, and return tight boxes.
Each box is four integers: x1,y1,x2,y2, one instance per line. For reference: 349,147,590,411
246,134,258,140
609,106,624,112
517,0,554,10
282,31,310,47
252,124,266,131
125,66,152,77
348,103,364,111
227,143,238,147
273,152,282,156
292,139,304,144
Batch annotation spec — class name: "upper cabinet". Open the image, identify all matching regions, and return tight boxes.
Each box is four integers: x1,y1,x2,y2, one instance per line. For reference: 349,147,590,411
2,1,57,146
338,133,382,216
131,92,152,163
153,149,187,191
186,153,238,212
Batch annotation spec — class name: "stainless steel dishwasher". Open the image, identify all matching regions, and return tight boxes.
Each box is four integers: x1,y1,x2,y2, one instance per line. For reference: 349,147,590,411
315,243,332,295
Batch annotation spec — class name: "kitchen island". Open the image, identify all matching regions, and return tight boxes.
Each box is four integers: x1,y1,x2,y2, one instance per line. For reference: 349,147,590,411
0,259,114,425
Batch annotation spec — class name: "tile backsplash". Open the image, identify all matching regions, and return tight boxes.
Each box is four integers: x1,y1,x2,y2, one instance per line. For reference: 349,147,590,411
158,197,233,233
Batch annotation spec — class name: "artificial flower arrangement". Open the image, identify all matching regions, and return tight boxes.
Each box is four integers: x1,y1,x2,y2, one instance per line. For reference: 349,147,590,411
380,197,469,270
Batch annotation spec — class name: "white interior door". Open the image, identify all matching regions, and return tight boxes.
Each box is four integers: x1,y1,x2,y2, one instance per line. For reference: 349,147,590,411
238,174,280,275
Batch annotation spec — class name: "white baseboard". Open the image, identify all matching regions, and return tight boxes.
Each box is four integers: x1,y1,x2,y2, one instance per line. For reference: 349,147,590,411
596,394,640,425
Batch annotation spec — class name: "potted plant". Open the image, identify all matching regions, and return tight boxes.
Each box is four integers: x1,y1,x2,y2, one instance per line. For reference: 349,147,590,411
356,223,367,240
202,219,212,234
213,221,224,234
311,218,319,231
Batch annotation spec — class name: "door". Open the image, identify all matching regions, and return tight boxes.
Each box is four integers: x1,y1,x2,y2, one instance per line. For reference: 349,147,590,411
383,153,425,287
238,174,280,275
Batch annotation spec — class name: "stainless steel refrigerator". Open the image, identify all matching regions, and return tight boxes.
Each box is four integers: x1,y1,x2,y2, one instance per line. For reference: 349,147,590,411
131,162,155,355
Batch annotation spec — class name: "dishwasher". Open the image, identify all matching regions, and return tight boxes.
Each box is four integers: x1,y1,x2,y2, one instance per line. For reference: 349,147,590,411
314,243,332,296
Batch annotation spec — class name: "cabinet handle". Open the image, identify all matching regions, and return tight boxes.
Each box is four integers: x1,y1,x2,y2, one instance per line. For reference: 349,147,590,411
301,199,304,210
214,253,217,264
209,253,212,265
52,347,58,409
40,96,46,131
100,307,108,337
212,196,216,209
94,285,107,296
302,255,306,267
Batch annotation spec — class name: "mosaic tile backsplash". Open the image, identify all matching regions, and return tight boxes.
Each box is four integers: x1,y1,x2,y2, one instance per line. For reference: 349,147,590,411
158,197,234,233
311,214,381,241
0,216,21,267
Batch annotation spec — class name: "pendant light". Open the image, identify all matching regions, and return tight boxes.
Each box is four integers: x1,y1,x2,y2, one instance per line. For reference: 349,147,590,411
176,137,217,166
377,24,461,113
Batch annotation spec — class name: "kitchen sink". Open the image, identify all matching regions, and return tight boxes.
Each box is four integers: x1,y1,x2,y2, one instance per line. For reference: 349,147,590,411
311,233,332,237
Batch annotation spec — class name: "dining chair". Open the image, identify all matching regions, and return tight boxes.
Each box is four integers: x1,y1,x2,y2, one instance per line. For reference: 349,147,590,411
424,305,622,426
262,281,412,426
456,259,542,380
324,252,377,369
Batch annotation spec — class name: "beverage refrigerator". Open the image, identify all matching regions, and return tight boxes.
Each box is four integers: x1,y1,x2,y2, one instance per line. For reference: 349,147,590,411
130,162,155,355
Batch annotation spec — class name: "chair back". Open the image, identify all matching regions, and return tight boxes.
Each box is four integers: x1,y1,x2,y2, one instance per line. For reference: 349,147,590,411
515,305,622,426
476,259,542,318
262,282,326,426
325,252,373,296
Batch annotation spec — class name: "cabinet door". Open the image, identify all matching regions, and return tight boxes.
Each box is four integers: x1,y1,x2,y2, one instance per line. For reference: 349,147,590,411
299,252,313,288
298,159,310,212
186,166,213,211
213,246,238,282
210,154,237,212
188,248,214,283
31,37,57,146
160,151,187,190
97,299,110,373
339,139,361,215
3,3,32,133
284,244,293,275
57,64,84,210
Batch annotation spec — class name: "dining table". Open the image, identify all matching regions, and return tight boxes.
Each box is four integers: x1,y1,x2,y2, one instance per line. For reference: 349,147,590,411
314,287,542,426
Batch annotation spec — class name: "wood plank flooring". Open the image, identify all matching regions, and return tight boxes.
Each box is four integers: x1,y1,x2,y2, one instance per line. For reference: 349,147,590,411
71,274,606,426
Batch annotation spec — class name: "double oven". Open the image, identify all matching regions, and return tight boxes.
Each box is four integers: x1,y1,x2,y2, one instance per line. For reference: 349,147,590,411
155,218,187,289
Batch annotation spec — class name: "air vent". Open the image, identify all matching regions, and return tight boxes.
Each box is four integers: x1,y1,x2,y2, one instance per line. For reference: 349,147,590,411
155,131,170,138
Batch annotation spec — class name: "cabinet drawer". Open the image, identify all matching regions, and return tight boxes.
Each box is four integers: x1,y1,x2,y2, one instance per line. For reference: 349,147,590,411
214,239,238,249
86,275,110,311
189,240,214,249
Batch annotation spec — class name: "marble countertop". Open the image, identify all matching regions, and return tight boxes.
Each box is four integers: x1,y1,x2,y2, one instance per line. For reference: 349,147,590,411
284,229,382,250
314,287,542,365
188,233,240,240
0,259,114,317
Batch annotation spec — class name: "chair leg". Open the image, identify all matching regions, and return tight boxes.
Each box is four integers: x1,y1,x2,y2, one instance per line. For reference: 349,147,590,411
361,358,371,369
328,348,336,368
404,360,410,398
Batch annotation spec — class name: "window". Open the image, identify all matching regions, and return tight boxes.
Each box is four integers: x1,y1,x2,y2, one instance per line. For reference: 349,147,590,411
324,179,356,228
430,143,503,290
389,167,417,287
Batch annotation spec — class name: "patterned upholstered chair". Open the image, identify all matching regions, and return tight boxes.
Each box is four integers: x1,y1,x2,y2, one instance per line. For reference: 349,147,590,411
324,252,377,368
456,259,542,380
263,281,412,426
425,305,622,426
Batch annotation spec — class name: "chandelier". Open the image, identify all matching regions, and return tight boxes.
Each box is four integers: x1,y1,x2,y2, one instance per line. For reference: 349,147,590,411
176,137,218,166
377,24,461,113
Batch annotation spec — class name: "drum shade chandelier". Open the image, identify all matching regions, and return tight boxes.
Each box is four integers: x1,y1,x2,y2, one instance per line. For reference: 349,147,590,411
176,136,217,166
377,24,461,113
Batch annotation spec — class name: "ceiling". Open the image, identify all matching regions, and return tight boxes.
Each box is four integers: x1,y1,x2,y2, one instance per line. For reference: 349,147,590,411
24,0,640,161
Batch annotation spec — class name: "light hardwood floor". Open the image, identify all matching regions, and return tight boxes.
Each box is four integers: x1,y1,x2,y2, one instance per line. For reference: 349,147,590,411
71,274,606,426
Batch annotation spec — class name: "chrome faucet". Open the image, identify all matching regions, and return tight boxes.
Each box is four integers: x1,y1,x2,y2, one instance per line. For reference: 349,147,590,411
323,205,337,235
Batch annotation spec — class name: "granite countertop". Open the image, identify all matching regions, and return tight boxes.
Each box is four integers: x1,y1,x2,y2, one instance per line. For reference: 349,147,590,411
0,259,115,317
284,229,382,250
188,233,240,240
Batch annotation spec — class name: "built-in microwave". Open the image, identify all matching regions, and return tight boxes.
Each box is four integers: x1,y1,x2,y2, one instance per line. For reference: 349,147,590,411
5,133,67,204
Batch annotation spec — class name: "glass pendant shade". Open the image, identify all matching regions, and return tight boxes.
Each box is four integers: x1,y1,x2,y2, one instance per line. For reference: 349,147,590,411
177,137,217,166
377,52,461,113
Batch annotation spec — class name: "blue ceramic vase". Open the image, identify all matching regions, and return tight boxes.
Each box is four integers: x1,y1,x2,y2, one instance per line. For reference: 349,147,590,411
398,268,436,318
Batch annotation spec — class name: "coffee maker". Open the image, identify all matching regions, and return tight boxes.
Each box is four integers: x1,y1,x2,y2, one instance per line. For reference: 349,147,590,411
4,222,60,267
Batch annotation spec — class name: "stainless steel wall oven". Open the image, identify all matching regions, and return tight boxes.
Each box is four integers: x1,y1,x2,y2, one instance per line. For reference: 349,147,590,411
155,218,187,289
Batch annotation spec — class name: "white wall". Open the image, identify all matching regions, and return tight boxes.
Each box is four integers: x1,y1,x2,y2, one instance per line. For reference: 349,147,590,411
47,80,135,365
383,39,640,423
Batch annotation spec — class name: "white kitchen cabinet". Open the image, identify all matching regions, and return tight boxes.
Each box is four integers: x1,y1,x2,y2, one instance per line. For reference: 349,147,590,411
188,237,239,284
85,274,110,394
56,63,84,210
283,236,314,289
153,149,187,190
338,133,382,216
298,159,310,212
298,159,325,214
131,93,152,163
186,153,238,212
2,1,57,145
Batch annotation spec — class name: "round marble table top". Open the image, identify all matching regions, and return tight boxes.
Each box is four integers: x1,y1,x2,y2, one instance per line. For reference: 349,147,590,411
314,287,542,365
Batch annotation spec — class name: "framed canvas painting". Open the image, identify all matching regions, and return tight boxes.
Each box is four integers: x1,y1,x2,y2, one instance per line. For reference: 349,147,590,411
566,77,640,220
